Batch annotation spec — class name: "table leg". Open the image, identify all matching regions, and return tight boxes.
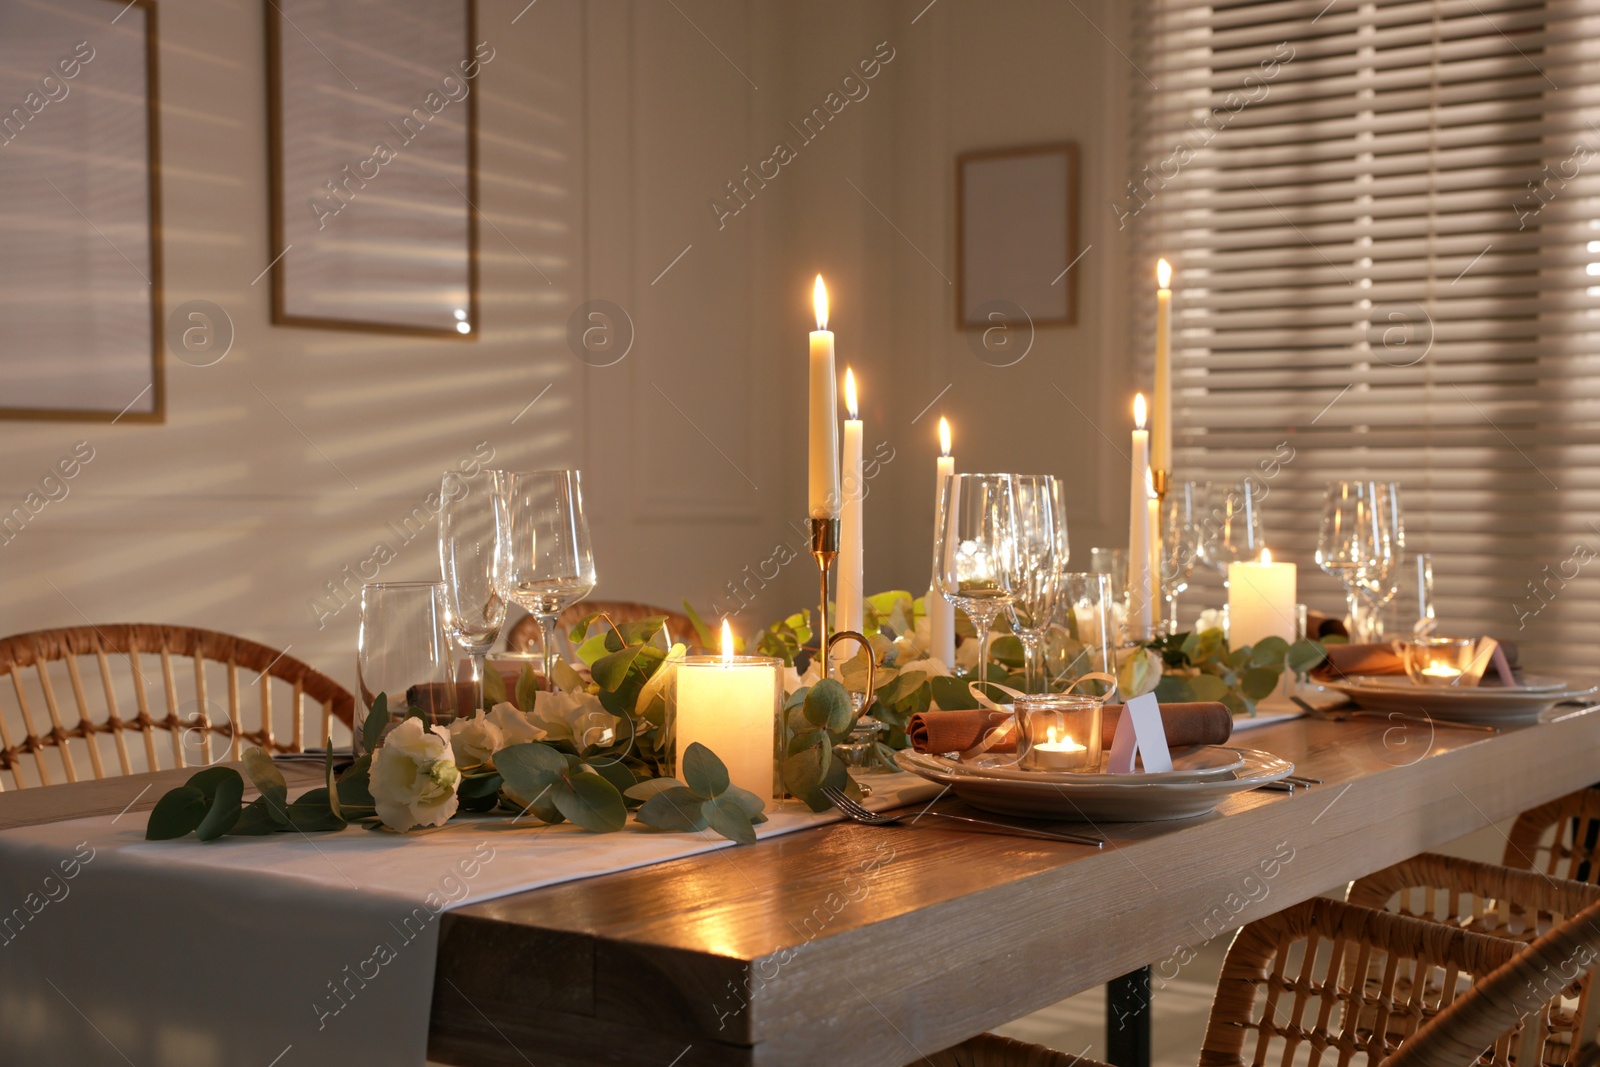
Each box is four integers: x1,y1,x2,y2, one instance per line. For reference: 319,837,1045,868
1105,966,1152,1067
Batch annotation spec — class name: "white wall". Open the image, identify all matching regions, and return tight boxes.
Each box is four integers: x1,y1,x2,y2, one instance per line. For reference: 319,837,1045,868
0,0,1133,689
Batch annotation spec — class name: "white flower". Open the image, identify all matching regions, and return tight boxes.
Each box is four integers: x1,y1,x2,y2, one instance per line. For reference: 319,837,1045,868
370,718,461,831
898,656,951,678
486,702,547,745
891,614,932,663
1194,608,1225,635
529,690,619,754
446,710,503,769
782,659,823,696
954,636,982,671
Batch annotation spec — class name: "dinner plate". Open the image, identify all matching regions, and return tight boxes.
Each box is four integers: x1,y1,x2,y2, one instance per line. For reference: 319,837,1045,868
1339,672,1570,695
948,745,1246,785
893,747,1294,822
1323,677,1598,724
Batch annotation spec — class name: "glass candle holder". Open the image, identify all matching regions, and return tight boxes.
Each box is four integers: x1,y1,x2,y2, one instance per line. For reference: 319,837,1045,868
671,654,782,799
1404,634,1475,686
1016,693,1104,773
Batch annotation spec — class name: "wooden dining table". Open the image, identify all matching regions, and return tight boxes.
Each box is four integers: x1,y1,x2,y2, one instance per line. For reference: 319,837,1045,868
4,707,1596,1067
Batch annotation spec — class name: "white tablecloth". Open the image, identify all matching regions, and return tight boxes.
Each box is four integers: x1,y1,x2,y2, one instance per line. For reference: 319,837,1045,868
0,773,941,1067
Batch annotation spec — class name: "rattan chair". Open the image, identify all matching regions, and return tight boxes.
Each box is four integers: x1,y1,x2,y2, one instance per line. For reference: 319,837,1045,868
504,600,696,654
1505,789,1600,885
923,896,1600,1067
0,624,353,790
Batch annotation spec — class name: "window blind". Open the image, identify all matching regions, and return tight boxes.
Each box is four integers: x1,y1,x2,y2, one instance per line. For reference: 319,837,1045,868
1129,0,1600,668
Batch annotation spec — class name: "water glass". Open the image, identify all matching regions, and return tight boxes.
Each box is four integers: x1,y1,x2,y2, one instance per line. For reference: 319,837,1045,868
355,581,454,757
1055,572,1117,696
492,469,598,686
439,471,506,714
934,473,1018,685
1005,474,1068,694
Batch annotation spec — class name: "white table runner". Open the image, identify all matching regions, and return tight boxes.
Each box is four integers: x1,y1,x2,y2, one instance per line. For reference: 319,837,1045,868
0,773,941,1067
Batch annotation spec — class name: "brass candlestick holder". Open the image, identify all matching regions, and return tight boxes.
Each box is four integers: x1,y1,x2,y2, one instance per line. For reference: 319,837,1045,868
1151,468,1170,501
809,516,841,654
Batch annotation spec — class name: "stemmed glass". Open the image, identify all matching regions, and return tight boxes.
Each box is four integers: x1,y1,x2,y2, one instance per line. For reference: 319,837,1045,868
491,469,598,686
1057,572,1117,698
934,473,1018,688
1354,481,1404,637
1197,480,1265,586
1005,474,1068,694
1315,480,1394,643
355,581,453,757
439,472,507,715
1159,481,1202,635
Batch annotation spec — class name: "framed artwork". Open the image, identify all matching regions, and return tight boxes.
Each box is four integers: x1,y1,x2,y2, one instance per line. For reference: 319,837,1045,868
0,0,163,422
266,0,480,337
957,142,1080,330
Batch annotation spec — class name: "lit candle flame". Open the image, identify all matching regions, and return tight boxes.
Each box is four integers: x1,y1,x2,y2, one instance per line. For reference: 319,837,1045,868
1047,724,1061,744
1134,392,1147,430
844,367,858,419
1261,547,1272,565
938,415,951,457
720,618,734,665
1157,258,1172,289
813,274,829,331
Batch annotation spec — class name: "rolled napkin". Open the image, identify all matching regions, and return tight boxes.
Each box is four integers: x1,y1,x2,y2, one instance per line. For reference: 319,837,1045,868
1304,610,1349,640
1310,640,1521,684
907,701,1233,756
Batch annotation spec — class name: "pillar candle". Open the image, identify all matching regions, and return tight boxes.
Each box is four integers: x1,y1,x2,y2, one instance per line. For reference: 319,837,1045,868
674,621,781,799
1128,394,1154,641
1152,259,1173,475
928,416,957,665
808,275,841,519
1227,548,1298,649
836,368,865,642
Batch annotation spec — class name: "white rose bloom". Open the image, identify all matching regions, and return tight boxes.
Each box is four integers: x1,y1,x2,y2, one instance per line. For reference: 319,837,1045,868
954,636,982,670
446,710,503,769
370,717,461,832
1194,608,1225,635
486,702,547,746
898,656,951,678
529,690,619,754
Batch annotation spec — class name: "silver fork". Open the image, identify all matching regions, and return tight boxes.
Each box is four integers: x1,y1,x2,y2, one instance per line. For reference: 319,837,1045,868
1290,695,1500,733
819,784,1104,848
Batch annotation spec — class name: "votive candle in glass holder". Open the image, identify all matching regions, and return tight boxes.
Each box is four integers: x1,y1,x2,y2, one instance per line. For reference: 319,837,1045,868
1404,634,1475,686
1016,694,1104,773
671,627,782,799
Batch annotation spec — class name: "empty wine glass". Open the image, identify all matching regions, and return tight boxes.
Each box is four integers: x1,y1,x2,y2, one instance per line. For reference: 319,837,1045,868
1005,474,1068,694
1355,481,1404,637
934,473,1018,687
1159,481,1203,635
355,581,453,757
1056,572,1117,698
1197,480,1265,585
491,469,598,686
1315,480,1393,643
439,471,507,715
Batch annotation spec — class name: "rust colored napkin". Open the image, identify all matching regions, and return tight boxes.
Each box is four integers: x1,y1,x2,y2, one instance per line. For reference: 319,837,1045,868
1310,640,1521,685
907,701,1233,755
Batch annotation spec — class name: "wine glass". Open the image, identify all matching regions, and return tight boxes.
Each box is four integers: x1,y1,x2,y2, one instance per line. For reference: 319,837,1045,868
1197,480,1265,585
1159,480,1203,635
1355,481,1404,637
1315,480,1393,643
934,473,1018,687
439,471,507,715
1056,572,1117,698
355,581,453,757
1005,474,1068,694
491,469,598,687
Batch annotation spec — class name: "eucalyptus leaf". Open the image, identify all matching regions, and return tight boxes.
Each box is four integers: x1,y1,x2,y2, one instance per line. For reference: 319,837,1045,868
553,771,627,833
551,657,587,695
681,599,716,650
286,789,347,831
495,741,569,802
145,786,207,841
324,740,343,824
516,663,541,712
582,757,637,799
623,777,685,802
1153,674,1197,703
458,773,505,800
227,796,279,836
361,692,389,753
929,675,979,711
681,743,730,798
1240,667,1281,701
195,771,244,841
242,747,291,827
1187,673,1231,703
636,786,710,832
591,643,652,692
803,678,855,735
458,791,501,814
1248,636,1291,668
335,754,375,809
568,612,601,644
721,783,767,821
481,666,508,708
782,740,830,799
1287,638,1328,675
1222,692,1253,717
798,754,850,812
703,794,757,845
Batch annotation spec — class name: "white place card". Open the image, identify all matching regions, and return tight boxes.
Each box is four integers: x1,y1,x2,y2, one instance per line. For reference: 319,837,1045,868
1107,692,1173,774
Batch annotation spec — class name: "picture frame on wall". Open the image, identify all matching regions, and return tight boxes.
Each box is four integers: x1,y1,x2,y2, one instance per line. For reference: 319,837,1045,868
957,142,1080,330
265,0,480,337
0,0,164,423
